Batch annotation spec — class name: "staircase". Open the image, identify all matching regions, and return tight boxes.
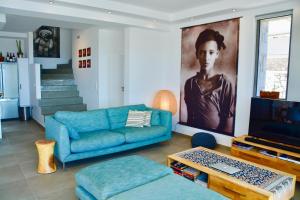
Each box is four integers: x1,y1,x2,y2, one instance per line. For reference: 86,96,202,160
39,63,87,115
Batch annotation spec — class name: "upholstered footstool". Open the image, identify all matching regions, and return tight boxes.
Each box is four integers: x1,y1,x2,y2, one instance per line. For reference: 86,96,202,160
75,155,227,200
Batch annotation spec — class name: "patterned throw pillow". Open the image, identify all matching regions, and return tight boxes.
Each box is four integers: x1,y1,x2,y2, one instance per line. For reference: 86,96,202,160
126,110,145,127
143,111,152,127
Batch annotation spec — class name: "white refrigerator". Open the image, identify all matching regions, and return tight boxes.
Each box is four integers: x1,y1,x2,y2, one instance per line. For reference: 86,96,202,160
0,62,19,119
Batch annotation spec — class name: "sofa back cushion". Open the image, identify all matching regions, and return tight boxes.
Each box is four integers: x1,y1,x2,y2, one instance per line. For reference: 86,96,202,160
107,104,146,129
54,109,110,132
150,110,161,126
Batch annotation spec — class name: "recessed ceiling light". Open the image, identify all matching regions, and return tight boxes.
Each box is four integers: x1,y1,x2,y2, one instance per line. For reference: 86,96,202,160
232,9,237,12
107,11,112,14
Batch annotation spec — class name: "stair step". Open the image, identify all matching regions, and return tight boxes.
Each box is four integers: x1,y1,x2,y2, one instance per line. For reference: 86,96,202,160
41,85,77,91
39,97,83,106
41,68,73,74
57,63,72,69
41,104,87,115
41,79,75,86
41,90,79,98
42,74,74,80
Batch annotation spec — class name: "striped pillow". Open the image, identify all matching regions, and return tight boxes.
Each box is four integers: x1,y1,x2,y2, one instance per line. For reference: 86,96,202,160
126,110,145,127
143,111,152,127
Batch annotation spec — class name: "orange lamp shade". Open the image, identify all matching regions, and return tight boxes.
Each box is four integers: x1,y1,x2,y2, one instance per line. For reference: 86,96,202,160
153,90,177,115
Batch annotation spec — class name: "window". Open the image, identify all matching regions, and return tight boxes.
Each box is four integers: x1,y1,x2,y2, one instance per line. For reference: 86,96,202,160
255,11,292,99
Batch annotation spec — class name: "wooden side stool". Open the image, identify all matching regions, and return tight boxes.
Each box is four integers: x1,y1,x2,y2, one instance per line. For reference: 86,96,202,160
35,140,57,174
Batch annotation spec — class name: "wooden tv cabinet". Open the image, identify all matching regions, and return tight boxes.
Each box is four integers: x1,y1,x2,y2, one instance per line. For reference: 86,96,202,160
231,135,300,182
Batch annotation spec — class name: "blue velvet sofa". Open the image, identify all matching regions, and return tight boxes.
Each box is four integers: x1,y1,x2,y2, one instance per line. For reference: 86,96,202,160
45,104,172,166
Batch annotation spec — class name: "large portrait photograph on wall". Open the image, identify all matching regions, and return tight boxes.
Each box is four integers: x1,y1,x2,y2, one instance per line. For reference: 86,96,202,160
34,26,60,58
180,18,240,136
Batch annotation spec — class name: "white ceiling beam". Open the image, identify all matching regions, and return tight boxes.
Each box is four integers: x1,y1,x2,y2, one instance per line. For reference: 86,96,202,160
0,0,171,31
0,31,27,38
53,0,171,22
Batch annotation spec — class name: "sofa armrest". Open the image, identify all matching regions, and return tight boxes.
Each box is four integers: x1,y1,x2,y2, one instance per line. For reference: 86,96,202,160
147,108,172,136
45,116,71,162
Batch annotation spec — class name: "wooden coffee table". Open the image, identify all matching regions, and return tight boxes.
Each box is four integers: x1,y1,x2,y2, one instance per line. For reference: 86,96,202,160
167,147,296,200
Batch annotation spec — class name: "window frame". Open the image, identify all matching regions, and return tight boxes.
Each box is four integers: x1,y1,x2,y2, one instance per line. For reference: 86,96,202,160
254,10,293,99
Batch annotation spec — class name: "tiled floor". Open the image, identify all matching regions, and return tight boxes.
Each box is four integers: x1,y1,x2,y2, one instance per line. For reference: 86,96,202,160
0,120,299,200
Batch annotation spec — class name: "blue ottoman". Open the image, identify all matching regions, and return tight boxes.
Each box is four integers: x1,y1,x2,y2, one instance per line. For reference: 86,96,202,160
75,155,227,200
191,132,217,149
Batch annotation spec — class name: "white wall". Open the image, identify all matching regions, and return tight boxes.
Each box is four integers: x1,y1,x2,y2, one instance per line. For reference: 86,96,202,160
124,1,300,146
98,29,124,108
35,28,72,69
72,27,100,110
29,63,44,126
124,28,173,106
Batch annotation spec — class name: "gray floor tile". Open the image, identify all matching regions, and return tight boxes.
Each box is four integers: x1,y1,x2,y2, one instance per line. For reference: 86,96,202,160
26,171,76,198
20,161,40,179
0,142,15,156
14,149,38,164
0,165,25,185
0,153,17,168
0,180,36,200
38,187,76,200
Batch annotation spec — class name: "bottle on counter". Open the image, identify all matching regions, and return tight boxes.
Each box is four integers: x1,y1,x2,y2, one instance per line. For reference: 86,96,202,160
6,52,9,62
13,53,16,62
9,53,13,62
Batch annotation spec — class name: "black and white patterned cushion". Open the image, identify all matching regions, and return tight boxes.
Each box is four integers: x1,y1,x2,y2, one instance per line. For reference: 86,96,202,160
125,110,145,127
143,111,152,127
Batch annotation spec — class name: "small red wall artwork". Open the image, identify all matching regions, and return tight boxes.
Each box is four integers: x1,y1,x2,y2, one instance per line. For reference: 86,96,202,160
87,47,91,56
78,47,92,69
87,59,91,68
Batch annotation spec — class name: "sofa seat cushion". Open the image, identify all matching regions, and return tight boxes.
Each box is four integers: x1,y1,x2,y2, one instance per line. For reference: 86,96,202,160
75,155,172,200
71,130,125,153
54,109,110,133
107,104,146,129
115,126,167,143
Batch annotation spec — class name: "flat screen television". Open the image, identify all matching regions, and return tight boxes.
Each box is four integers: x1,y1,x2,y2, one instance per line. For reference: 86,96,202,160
249,97,300,147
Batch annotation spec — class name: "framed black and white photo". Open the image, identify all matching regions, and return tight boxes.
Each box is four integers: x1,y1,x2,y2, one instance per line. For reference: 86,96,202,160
180,18,240,136
33,26,60,58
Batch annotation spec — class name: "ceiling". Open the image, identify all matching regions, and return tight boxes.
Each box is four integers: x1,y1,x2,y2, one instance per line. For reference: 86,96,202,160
2,14,92,33
108,0,222,13
0,0,297,32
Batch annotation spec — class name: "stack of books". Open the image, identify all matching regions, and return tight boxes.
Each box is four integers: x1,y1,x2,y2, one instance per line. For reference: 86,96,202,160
182,167,200,181
170,161,202,182
259,150,277,158
279,154,300,164
233,142,253,150
170,161,188,176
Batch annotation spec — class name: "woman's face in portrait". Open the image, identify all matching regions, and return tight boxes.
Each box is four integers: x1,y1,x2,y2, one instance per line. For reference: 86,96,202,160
197,40,219,72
